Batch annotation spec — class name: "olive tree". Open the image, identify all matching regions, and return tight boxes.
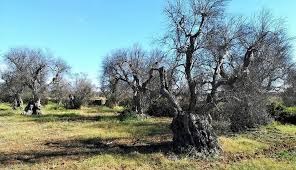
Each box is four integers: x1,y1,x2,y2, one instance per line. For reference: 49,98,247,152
217,11,294,131
156,0,229,155
100,0,294,156
102,45,164,114
1,69,26,109
49,59,71,105
282,67,296,106
3,48,69,115
65,73,95,109
157,0,294,154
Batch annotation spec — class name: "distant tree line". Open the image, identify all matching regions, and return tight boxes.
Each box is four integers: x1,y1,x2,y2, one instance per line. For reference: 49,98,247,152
0,48,96,114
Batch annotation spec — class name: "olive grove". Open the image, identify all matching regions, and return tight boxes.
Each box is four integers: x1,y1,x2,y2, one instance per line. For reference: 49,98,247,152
102,0,294,156
101,45,166,114
1,48,70,115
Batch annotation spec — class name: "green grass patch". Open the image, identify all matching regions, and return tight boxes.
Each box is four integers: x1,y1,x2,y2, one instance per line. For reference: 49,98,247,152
76,153,199,170
276,149,296,162
267,122,296,135
0,103,295,169
285,106,296,115
220,137,269,154
0,103,12,111
226,158,296,170
96,105,125,113
44,102,66,111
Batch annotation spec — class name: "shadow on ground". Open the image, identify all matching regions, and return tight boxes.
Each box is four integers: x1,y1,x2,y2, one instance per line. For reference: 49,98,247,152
28,113,172,137
0,137,173,165
0,112,14,117
29,113,119,122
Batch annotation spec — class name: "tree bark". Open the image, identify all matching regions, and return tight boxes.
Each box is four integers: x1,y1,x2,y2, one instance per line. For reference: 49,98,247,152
23,93,42,115
171,112,220,156
132,89,143,114
206,85,217,104
157,67,219,156
207,51,227,103
13,94,23,110
185,41,197,112
109,79,119,107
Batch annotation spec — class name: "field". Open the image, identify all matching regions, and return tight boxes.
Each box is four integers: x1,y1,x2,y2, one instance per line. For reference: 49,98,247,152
0,103,295,170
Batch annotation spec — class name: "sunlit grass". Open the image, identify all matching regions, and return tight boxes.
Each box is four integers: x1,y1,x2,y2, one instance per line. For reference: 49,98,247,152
4,153,201,170
276,149,296,162
285,106,296,115
0,102,295,169
226,158,296,170
220,137,269,154
0,102,12,111
76,153,202,170
266,122,296,135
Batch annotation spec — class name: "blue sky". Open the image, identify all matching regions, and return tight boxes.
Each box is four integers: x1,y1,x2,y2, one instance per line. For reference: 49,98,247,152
0,0,295,84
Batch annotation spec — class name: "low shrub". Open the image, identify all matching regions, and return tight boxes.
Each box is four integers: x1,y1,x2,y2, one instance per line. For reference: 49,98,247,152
227,98,271,132
118,109,138,121
281,87,296,107
267,103,296,124
146,98,176,117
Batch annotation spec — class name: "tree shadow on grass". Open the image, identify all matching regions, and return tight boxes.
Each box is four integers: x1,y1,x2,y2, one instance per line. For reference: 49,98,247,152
29,113,119,123
0,112,14,117
0,137,173,166
84,119,172,138
29,113,172,137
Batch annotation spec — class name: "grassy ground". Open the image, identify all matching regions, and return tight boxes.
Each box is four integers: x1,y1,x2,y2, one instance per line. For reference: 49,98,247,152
285,106,296,115
0,103,295,170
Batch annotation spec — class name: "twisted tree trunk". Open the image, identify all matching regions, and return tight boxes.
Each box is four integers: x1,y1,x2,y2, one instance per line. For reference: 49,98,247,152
132,90,143,114
13,94,23,110
171,112,219,156
157,67,219,156
23,93,42,115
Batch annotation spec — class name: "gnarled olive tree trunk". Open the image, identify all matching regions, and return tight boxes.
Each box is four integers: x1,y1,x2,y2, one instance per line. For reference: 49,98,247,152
157,67,219,156
23,93,42,115
13,94,23,110
171,112,219,156
132,90,143,114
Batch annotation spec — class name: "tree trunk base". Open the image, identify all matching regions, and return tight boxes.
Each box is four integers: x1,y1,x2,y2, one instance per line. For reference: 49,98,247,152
13,96,23,110
23,101,42,115
171,112,220,157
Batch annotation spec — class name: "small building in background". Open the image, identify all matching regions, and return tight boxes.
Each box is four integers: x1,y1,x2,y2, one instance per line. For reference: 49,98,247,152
89,97,107,106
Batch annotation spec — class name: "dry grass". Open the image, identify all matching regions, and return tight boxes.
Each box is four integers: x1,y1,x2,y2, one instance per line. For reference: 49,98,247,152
219,137,269,154
0,103,295,169
225,158,296,170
